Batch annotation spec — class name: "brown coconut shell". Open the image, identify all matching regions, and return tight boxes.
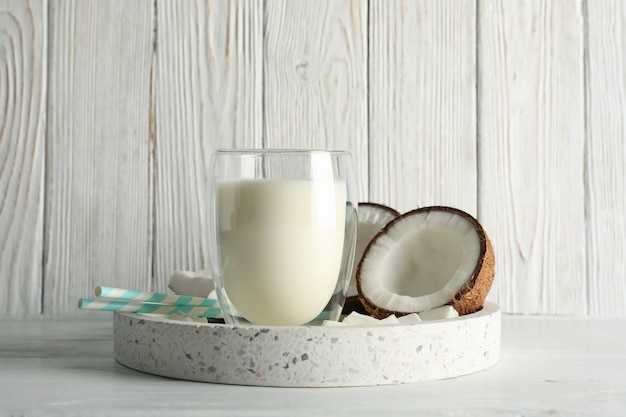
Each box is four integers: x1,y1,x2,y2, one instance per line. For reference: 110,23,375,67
342,295,368,315
356,206,496,319
450,233,495,315
357,202,401,218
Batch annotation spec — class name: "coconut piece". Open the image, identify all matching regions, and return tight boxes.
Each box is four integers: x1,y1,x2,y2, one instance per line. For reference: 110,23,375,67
397,313,422,324
341,312,405,326
168,268,214,298
341,311,383,326
356,206,495,318
379,315,401,325
418,306,459,322
339,312,422,326
349,203,401,296
343,203,400,315
322,320,346,327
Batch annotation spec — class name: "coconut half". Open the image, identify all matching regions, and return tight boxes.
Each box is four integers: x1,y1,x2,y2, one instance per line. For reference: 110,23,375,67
343,203,400,314
349,203,401,296
356,206,495,318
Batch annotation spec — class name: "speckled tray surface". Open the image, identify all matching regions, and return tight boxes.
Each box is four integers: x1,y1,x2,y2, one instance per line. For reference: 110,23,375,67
113,302,500,387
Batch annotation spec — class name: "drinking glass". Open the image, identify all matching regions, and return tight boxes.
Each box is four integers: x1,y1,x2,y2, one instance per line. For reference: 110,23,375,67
208,149,358,326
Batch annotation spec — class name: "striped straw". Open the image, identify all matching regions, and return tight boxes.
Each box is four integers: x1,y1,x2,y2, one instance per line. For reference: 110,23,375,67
78,298,222,318
95,286,217,308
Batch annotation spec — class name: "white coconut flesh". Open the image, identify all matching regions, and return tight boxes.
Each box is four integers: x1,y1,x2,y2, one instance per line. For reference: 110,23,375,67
347,203,400,297
357,208,483,314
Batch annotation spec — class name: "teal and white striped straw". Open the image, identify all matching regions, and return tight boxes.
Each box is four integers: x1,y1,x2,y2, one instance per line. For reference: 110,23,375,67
95,286,217,307
78,298,222,318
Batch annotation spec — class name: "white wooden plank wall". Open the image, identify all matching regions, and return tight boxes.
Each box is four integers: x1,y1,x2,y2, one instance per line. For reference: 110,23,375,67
369,0,477,215
1,0,625,316
585,1,626,315
264,0,368,199
44,0,155,315
0,0,46,315
154,0,263,292
478,0,586,314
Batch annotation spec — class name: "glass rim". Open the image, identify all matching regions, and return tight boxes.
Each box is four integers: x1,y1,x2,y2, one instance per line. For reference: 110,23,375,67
213,148,351,156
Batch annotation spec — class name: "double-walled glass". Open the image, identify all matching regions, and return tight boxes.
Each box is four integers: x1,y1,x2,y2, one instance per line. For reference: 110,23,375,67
208,150,358,326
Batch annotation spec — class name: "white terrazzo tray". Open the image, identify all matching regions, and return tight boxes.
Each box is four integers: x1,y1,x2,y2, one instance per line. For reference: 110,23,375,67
113,302,501,387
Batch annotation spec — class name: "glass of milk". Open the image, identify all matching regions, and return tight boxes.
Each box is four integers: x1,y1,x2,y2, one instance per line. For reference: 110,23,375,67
208,149,358,326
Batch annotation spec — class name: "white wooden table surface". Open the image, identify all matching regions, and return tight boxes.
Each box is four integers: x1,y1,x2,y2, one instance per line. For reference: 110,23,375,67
1,315,624,417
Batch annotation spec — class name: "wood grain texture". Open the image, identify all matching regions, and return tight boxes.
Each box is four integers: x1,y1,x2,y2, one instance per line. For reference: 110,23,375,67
368,0,477,215
3,0,626,318
0,0,46,315
263,0,368,200
586,1,626,315
45,0,154,314
153,0,263,291
478,0,586,314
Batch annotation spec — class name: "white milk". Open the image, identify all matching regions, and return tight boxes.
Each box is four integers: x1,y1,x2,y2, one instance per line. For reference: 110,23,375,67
217,179,346,326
